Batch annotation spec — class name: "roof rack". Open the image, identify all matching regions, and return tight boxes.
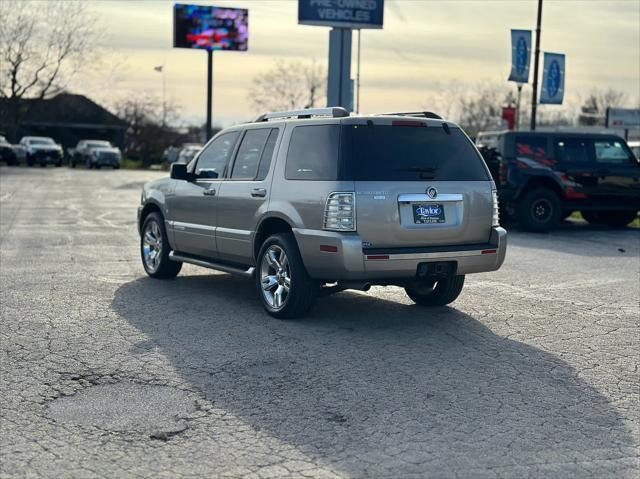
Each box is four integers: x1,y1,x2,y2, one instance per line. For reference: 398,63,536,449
381,111,443,120
254,107,349,122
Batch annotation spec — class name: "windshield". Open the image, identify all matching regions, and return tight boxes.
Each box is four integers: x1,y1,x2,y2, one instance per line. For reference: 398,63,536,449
343,125,490,181
87,141,111,148
30,138,55,145
594,139,636,164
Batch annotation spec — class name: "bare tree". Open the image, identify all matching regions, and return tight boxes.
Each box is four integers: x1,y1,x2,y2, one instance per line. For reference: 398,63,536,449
0,0,100,140
247,60,326,113
115,95,187,166
457,82,511,137
424,81,582,134
578,88,628,126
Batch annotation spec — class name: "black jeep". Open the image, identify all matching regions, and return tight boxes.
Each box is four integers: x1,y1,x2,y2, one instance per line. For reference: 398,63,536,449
480,131,640,232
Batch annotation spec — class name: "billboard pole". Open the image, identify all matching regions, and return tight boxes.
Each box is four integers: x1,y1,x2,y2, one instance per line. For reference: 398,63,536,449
530,0,543,131
356,29,361,113
327,28,353,110
206,50,213,141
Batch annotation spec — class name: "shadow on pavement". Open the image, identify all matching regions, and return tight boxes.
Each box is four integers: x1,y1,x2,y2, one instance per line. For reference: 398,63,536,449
503,219,639,258
112,274,635,476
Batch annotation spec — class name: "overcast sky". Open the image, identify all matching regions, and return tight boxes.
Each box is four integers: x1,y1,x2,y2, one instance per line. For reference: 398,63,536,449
75,0,640,126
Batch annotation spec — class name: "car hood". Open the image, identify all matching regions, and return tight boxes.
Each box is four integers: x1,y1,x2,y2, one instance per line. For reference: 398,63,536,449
30,145,60,151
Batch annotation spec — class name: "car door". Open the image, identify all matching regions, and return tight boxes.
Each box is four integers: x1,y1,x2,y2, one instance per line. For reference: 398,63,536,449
216,128,280,265
553,136,599,199
166,131,240,258
592,138,640,201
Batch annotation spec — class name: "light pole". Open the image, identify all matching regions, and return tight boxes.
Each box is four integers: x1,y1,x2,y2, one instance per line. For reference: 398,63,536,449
530,0,543,130
516,83,523,130
153,64,166,128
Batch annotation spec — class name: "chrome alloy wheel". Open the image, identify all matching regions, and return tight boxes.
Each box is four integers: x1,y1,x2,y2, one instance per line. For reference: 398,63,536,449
260,245,290,310
142,220,163,273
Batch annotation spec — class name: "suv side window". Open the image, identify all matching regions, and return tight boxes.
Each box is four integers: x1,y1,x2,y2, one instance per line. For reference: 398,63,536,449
231,129,271,179
594,140,634,164
514,136,547,162
555,138,590,163
285,125,339,180
256,129,279,180
195,132,239,179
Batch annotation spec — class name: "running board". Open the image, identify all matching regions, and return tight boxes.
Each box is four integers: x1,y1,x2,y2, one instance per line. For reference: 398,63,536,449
169,251,255,278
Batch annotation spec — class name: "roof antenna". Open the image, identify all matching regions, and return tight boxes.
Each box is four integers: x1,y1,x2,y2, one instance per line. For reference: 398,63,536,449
442,123,451,135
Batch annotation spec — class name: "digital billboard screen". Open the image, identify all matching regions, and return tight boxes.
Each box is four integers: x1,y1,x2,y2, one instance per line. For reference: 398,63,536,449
173,4,248,51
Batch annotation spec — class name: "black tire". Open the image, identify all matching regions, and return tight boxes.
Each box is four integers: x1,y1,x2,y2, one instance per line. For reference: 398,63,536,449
39,163,46,168
255,233,316,319
140,212,182,279
598,210,638,228
581,210,602,225
55,161,62,167
113,164,120,169
70,161,76,168
516,187,562,232
405,275,465,306
95,164,101,170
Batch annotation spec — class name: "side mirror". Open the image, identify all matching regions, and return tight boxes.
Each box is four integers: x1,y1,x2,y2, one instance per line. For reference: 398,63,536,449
170,162,189,180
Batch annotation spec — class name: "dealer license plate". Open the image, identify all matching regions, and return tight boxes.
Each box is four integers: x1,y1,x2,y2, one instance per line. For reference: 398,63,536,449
412,203,445,224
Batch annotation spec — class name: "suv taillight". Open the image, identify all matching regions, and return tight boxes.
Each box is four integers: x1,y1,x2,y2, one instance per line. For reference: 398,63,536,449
492,189,500,227
323,192,356,231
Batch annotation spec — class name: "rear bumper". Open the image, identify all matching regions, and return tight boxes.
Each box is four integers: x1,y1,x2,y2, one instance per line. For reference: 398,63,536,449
293,227,507,281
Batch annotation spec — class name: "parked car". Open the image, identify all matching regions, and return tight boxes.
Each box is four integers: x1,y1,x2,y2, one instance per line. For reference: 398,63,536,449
19,136,63,167
137,108,507,318
12,144,28,162
475,130,505,150
0,135,18,166
628,140,640,160
162,146,180,164
480,131,640,231
176,144,203,164
70,140,121,169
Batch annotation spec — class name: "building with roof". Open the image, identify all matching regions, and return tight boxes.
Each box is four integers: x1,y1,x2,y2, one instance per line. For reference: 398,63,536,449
0,93,127,149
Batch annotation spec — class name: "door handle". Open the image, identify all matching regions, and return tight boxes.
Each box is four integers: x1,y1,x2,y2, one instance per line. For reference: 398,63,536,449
202,188,216,196
251,188,267,198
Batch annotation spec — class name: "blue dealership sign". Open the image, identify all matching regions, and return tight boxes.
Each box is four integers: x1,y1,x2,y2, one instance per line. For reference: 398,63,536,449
299,0,384,29
508,29,531,83
540,52,566,104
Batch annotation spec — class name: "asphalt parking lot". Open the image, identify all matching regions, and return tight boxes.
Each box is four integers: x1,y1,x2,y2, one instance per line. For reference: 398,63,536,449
1,166,638,478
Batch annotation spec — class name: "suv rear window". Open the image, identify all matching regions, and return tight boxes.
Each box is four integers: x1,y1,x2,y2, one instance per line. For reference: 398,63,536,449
285,125,340,180
344,125,489,181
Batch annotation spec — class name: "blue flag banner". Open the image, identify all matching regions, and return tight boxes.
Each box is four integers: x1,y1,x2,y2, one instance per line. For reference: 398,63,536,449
540,52,566,105
508,29,531,83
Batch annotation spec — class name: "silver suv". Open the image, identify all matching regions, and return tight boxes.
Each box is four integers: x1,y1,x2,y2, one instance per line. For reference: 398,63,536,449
138,108,507,318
